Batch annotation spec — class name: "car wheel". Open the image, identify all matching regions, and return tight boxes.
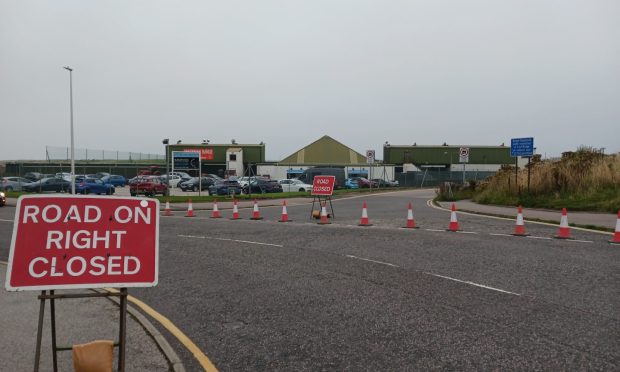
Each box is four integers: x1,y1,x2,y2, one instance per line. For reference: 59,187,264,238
106,189,112,195
299,188,305,192
5,186,13,191
192,186,197,192
130,192,136,196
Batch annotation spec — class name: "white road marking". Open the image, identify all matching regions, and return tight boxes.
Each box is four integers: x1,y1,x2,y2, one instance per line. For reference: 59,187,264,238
178,234,284,247
345,255,400,268
567,239,594,244
0,219,13,222
456,231,477,234
490,233,513,237
527,236,553,240
425,229,445,232
424,272,521,296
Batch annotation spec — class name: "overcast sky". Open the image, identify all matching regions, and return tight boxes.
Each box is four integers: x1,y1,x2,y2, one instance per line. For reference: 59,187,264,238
1,0,618,161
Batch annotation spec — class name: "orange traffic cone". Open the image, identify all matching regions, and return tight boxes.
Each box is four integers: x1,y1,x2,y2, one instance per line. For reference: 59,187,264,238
358,201,372,226
512,206,529,236
447,203,460,231
278,200,291,222
185,199,195,217
609,210,620,245
230,199,240,220
250,200,263,220
318,203,331,225
402,202,418,229
211,200,221,218
163,200,173,216
554,208,571,239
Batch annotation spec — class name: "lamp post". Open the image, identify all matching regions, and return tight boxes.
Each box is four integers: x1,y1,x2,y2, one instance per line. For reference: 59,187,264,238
162,139,170,196
63,66,76,195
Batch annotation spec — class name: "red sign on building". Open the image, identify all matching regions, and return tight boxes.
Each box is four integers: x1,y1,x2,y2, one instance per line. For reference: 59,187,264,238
183,148,214,160
311,176,336,196
5,195,159,291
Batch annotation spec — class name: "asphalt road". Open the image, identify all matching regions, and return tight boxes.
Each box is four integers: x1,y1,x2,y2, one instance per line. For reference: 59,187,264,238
1,189,618,371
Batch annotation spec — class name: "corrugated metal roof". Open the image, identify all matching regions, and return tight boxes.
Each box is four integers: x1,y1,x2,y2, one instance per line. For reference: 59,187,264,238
280,135,367,165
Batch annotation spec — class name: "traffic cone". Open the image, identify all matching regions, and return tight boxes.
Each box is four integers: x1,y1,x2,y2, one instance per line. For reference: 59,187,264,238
211,200,221,218
609,210,620,245
318,203,331,225
230,199,241,220
402,202,418,229
447,203,460,231
185,199,195,217
512,206,529,236
358,201,372,226
163,200,173,216
278,200,291,222
250,200,263,220
554,208,571,239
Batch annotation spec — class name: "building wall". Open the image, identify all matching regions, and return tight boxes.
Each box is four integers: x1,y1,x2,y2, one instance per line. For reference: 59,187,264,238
384,146,513,166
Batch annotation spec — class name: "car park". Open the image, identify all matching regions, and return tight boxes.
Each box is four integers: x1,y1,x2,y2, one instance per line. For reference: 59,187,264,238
278,179,313,192
179,177,215,192
129,176,168,197
100,175,127,187
1,177,33,191
0,191,5,207
22,177,70,193
208,180,242,196
75,178,115,195
242,179,283,194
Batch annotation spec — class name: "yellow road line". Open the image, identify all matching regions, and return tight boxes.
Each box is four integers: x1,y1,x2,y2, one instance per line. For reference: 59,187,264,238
103,287,218,372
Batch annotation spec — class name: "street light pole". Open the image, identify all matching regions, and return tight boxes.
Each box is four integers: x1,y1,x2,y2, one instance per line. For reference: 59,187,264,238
63,66,76,195
162,139,170,196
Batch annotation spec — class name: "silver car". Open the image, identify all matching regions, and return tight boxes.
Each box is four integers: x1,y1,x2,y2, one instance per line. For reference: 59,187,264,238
0,177,33,191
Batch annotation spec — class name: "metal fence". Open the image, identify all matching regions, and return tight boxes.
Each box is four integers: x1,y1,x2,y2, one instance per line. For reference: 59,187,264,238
46,146,164,162
397,170,497,188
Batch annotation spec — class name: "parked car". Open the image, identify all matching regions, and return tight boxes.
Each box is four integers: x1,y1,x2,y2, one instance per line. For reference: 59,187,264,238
179,177,215,192
345,178,360,189
55,172,72,181
1,177,32,191
95,172,110,178
100,175,127,187
75,178,115,195
371,179,392,188
350,177,377,188
129,176,168,197
208,180,242,196
164,172,192,186
160,175,183,188
242,179,283,194
22,178,70,193
24,172,44,181
0,191,5,207
278,179,313,192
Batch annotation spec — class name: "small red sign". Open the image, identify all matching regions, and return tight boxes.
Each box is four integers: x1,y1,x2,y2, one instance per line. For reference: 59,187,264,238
5,195,159,291
311,176,336,196
184,148,214,160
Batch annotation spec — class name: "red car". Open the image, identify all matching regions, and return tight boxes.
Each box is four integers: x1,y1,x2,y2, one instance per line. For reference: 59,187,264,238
130,176,168,197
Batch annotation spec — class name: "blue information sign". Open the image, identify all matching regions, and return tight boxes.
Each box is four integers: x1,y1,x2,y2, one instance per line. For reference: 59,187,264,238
510,137,534,157
172,151,200,170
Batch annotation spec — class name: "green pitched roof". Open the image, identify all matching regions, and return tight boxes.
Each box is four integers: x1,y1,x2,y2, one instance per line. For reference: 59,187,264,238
280,135,366,165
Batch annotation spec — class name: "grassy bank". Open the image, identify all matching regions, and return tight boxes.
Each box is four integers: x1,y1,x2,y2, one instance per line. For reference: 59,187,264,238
438,148,620,213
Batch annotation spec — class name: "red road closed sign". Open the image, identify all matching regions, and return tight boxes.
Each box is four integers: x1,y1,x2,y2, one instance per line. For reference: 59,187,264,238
5,195,159,291
311,176,336,196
